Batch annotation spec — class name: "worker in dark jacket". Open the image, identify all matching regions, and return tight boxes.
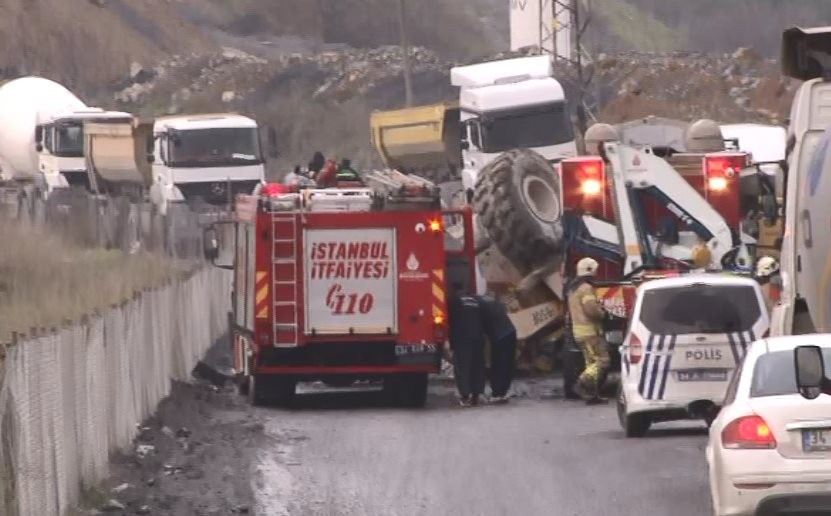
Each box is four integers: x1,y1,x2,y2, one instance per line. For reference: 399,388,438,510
308,151,326,175
478,294,517,403
448,282,486,407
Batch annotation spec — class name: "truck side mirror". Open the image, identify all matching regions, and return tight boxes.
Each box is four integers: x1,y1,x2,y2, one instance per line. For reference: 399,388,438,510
203,223,234,269
795,345,826,400
35,125,43,143
460,139,470,151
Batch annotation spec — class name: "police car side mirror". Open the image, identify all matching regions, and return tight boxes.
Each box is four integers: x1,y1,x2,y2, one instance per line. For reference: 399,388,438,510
795,345,826,400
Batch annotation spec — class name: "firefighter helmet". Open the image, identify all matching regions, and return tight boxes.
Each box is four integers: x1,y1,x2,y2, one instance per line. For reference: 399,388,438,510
686,119,724,153
576,257,600,277
756,256,779,278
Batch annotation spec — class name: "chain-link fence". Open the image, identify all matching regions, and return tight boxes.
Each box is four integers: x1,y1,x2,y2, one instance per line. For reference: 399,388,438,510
0,268,231,516
0,188,226,261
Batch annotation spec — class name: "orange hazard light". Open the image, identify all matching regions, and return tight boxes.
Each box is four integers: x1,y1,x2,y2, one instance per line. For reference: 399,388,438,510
429,219,443,233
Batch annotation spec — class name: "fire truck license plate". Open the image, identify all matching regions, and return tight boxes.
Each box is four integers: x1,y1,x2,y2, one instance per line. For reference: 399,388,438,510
395,343,437,356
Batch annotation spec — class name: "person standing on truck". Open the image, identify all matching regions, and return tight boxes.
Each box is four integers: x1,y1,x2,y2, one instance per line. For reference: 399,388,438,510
448,282,486,407
308,151,325,175
314,159,338,188
477,294,517,404
336,158,361,183
567,258,610,405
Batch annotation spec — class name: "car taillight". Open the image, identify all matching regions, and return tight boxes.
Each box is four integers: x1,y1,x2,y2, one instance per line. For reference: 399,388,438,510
721,415,776,449
628,333,643,365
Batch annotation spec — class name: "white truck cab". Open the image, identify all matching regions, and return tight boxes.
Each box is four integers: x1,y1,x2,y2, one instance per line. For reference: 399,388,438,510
451,56,577,195
150,113,266,213
37,110,133,194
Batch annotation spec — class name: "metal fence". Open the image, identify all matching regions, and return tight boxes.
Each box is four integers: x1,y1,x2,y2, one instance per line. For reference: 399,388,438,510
0,188,222,261
0,268,232,516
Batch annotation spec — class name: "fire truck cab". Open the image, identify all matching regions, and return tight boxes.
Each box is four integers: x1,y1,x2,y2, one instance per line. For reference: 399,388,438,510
218,182,476,407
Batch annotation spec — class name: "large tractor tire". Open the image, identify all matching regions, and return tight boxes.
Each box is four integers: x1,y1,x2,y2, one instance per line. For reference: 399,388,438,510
473,149,564,274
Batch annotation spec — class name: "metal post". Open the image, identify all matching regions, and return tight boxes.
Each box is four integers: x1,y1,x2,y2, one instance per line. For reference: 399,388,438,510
397,0,414,107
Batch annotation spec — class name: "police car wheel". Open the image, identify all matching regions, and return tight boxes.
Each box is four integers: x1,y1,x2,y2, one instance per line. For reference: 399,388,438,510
617,387,650,438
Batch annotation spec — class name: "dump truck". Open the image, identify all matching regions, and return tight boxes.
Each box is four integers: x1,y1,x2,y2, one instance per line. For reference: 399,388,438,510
370,55,577,205
85,116,154,200
210,177,477,406
370,102,462,185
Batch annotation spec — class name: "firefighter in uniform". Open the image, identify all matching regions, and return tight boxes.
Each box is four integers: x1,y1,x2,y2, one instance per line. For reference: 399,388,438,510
755,255,781,313
567,258,610,404
448,282,486,407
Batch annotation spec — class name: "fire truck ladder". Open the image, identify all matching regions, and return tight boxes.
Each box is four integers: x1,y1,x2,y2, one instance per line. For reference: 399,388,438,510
272,213,299,347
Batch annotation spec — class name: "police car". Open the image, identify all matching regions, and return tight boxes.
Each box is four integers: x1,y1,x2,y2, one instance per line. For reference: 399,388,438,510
617,274,769,437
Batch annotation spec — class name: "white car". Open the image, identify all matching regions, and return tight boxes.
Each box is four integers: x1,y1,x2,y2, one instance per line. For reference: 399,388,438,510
707,335,831,516
618,275,769,437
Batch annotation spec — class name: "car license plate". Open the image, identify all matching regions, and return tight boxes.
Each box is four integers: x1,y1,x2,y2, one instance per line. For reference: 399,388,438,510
802,429,831,452
676,369,728,382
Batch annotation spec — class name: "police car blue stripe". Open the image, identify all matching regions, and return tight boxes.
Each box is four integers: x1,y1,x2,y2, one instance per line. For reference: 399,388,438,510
638,334,655,396
737,331,747,355
646,335,665,400
726,332,740,365
657,334,677,400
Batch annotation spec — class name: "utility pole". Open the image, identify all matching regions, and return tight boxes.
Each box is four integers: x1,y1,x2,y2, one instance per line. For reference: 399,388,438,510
397,0,414,107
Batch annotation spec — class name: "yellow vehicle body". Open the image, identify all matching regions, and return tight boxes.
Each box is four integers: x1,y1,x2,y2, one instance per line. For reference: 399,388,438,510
370,102,461,179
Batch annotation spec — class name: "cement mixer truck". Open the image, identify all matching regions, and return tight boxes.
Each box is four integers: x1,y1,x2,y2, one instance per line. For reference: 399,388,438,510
0,77,132,198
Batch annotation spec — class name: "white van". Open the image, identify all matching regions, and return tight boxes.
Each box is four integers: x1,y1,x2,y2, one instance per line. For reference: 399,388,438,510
618,275,769,437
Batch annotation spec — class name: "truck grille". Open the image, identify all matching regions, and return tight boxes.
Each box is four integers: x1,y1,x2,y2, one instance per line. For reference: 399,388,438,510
177,180,260,205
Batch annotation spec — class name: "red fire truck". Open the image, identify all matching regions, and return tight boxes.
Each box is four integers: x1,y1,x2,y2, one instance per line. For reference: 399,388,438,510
214,186,476,407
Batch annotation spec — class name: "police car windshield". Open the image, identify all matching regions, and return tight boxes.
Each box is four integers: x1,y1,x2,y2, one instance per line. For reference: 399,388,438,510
751,349,831,398
639,285,760,334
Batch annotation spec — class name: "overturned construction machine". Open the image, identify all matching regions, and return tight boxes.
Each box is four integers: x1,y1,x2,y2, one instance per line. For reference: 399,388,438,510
470,119,774,381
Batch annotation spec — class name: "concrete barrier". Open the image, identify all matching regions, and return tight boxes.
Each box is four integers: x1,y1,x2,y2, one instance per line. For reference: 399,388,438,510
0,267,231,515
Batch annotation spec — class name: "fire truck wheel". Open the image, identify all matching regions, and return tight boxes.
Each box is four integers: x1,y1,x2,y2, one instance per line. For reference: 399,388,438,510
473,149,563,273
247,374,296,407
384,374,428,408
236,375,250,397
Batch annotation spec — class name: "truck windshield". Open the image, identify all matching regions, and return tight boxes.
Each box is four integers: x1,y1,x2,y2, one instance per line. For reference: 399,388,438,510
479,102,573,153
168,128,263,168
639,284,761,334
54,122,84,157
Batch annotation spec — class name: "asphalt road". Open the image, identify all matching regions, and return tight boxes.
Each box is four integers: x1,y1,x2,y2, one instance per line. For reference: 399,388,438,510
250,379,714,516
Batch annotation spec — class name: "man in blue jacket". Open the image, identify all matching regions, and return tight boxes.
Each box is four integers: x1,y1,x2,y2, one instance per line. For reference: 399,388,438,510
478,294,517,403
448,282,486,407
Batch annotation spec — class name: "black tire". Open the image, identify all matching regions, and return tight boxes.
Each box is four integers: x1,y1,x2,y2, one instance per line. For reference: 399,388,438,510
473,149,564,273
617,387,650,438
248,375,296,407
237,375,250,396
384,374,429,408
